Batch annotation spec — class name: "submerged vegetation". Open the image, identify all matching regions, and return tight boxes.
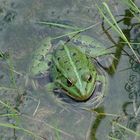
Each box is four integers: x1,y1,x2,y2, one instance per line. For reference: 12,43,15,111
0,0,140,139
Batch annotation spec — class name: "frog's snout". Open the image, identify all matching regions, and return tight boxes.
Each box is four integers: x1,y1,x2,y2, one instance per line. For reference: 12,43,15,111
77,89,92,101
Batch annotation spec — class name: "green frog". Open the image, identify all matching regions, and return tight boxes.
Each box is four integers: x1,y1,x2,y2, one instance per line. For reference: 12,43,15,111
29,34,109,104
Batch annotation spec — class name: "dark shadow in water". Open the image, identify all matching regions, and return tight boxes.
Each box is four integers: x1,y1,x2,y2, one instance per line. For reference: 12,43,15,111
101,0,139,76
89,107,106,140
108,33,140,140
91,0,140,139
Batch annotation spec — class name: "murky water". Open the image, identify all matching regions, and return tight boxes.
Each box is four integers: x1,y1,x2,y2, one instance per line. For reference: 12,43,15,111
0,0,140,140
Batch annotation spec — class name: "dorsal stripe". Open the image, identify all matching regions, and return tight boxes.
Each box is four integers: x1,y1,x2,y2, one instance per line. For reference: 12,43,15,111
63,45,83,90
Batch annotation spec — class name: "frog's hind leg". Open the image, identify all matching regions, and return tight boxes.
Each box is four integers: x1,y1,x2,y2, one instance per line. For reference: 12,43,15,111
69,34,113,58
29,37,53,77
27,37,53,89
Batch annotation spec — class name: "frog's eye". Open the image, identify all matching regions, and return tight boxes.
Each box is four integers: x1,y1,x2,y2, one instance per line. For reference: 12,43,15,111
66,78,76,87
82,73,92,82
67,79,73,87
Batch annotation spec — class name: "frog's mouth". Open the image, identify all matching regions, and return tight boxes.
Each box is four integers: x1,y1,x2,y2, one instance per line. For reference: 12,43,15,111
61,88,94,102
54,81,101,102
54,76,105,105
61,82,105,109
55,79,95,102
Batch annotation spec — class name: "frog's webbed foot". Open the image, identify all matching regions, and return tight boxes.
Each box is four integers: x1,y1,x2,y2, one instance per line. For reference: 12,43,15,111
44,83,71,110
24,73,39,90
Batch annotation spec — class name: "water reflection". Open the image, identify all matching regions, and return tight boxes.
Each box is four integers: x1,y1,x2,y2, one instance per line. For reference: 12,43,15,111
89,107,106,140
107,27,140,140
90,0,140,139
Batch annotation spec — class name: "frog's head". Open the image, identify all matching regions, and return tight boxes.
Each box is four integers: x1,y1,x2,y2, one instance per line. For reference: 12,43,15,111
52,42,98,101
56,70,97,101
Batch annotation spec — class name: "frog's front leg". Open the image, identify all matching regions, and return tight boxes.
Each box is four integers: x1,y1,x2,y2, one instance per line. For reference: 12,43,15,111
44,82,70,108
96,72,108,98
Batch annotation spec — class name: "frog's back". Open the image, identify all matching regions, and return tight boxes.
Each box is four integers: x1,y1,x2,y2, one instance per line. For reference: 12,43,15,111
52,43,94,79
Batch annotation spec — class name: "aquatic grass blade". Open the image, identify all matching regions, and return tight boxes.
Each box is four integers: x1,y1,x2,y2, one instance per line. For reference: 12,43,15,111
0,100,19,113
36,21,101,40
0,123,45,139
113,122,140,137
122,0,140,14
96,2,140,62
36,21,81,30
121,0,140,23
0,113,19,117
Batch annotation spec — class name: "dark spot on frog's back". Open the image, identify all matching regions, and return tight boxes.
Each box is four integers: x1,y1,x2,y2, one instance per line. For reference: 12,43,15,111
56,68,60,72
72,52,76,56
64,60,68,63
75,60,80,63
57,57,60,61
43,43,47,47
48,61,51,66
67,68,70,71
78,67,82,71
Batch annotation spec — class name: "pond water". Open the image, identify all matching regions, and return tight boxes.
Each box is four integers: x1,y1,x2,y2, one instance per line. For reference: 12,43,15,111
0,0,140,140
